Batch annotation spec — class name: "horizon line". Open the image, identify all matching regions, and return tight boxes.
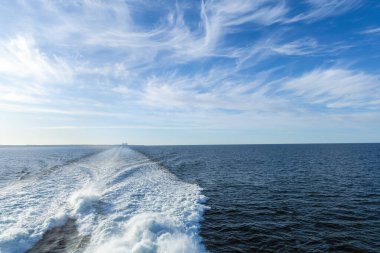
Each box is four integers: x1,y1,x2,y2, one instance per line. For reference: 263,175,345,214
0,142,379,147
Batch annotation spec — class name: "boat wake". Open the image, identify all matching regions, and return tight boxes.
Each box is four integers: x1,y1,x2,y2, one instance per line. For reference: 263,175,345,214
0,147,207,253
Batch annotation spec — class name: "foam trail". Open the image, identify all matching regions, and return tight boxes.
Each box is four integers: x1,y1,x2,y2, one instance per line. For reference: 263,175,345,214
0,147,207,253
79,147,207,252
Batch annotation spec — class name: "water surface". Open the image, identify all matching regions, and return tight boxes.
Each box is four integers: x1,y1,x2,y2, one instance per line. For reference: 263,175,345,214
133,144,380,252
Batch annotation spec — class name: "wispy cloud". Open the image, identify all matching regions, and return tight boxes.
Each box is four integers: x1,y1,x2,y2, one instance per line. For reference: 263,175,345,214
270,38,319,56
362,27,380,35
197,0,288,48
0,35,72,104
25,0,290,61
134,70,288,114
0,35,71,82
282,68,380,109
288,0,361,23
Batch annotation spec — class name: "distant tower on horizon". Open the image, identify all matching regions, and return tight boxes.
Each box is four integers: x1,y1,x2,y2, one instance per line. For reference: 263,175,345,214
122,141,128,146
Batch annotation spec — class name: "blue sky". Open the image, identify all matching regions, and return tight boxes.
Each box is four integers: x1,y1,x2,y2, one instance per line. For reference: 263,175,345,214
0,0,379,145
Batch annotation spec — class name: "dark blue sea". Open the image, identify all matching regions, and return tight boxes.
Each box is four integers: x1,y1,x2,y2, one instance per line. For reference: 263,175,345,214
133,144,380,253
0,144,379,252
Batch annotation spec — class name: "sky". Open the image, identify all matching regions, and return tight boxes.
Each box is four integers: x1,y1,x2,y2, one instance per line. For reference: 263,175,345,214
0,0,379,145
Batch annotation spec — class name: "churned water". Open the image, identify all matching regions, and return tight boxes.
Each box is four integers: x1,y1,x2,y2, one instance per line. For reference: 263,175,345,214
0,146,206,253
133,144,380,252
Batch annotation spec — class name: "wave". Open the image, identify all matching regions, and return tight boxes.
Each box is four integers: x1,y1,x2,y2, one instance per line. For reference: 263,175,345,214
0,147,207,253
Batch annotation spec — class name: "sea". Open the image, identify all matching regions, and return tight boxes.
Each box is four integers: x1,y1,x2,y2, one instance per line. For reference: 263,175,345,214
0,144,379,253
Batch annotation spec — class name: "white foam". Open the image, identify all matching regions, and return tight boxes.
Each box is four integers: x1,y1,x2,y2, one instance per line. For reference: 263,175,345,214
93,213,202,253
69,184,101,215
68,184,101,235
0,147,207,253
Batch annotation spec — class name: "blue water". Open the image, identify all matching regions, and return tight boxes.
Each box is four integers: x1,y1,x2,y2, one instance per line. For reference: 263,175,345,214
132,144,380,252
0,146,105,188
1,144,379,252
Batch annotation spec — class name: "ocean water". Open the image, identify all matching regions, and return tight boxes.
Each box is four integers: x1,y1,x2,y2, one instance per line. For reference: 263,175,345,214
133,144,380,253
0,144,379,252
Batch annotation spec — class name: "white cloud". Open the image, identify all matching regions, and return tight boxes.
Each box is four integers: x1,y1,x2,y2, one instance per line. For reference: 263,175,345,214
138,72,287,113
0,102,131,118
0,35,72,105
283,68,380,109
0,84,46,104
270,38,318,56
204,0,288,27
289,0,361,23
0,35,71,83
362,27,380,35
33,0,289,60
172,0,288,58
